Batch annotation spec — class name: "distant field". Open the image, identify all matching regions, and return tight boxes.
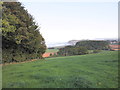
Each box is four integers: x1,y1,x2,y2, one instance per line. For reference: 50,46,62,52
45,48,59,53
3,51,118,88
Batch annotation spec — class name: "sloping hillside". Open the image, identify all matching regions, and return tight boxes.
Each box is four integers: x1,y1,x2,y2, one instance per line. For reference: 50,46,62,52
3,51,118,88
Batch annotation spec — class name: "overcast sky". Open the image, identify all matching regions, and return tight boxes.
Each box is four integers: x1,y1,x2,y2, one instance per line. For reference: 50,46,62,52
19,0,118,46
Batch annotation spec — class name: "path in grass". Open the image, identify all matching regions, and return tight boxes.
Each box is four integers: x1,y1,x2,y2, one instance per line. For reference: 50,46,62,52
2,51,118,88
43,48,59,57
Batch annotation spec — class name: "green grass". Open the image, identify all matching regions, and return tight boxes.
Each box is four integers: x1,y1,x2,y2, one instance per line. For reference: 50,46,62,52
0,66,2,89
45,48,59,53
2,51,118,88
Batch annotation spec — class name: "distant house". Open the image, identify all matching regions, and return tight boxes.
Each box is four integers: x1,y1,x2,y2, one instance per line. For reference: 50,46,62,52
109,45,120,51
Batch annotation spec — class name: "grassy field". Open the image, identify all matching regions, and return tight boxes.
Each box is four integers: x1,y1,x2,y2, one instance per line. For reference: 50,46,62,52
2,51,118,88
45,48,59,53
0,66,2,89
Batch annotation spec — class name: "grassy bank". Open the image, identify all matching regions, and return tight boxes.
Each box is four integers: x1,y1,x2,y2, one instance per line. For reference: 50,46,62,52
2,51,118,88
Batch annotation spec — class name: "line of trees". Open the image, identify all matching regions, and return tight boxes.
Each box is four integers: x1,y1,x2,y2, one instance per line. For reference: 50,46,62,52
2,2,46,63
57,46,88,56
57,40,110,56
75,40,110,50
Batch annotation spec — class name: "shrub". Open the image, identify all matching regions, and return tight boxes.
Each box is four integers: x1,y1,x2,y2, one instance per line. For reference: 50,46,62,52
93,50,101,53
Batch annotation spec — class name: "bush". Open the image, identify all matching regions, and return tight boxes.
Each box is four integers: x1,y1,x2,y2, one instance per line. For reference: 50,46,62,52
57,46,88,56
77,47,89,55
93,50,101,53
50,53,53,57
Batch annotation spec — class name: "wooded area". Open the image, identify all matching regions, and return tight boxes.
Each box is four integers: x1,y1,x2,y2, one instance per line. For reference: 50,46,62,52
57,40,110,56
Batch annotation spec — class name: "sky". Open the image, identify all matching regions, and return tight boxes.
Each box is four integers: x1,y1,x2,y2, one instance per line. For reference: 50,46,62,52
19,0,118,46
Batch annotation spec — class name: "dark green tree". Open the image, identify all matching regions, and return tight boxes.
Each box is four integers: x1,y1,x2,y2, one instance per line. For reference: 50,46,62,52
2,2,46,63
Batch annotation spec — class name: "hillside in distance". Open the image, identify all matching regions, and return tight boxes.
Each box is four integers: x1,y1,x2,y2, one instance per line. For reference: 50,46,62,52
47,38,119,48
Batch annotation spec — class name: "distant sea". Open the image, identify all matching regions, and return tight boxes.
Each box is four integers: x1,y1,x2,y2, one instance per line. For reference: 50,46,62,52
46,42,71,48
